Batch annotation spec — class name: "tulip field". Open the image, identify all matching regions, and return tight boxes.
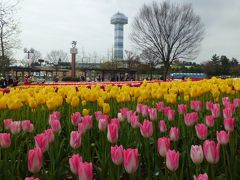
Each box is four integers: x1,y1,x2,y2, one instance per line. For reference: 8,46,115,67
0,78,240,180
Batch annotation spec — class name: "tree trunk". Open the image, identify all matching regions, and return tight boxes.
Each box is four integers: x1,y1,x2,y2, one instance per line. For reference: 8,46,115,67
163,64,170,81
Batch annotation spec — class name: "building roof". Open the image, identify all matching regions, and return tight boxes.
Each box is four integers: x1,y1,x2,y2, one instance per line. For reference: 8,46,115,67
111,12,128,24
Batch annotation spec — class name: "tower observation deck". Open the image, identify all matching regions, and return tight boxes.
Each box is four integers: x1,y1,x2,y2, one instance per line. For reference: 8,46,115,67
111,12,128,60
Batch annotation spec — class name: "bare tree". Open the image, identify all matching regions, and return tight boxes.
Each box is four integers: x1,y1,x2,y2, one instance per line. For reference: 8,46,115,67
130,1,204,80
46,50,69,64
24,48,42,63
125,50,140,69
0,0,21,73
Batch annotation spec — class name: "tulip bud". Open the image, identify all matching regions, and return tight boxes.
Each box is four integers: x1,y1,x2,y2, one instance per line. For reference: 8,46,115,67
0,133,11,149
190,145,204,164
159,120,167,133
111,145,124,165
140,120,153,138
216,130,230,145
195,124,208,140
205,115,214,128
157,137,170,157
169,127,179,142
194,173,208,180
123,148,138,174
107,123,119,144
224,118,234,132
71,112,81,126
50,119,61,133
28,147,43,174
203,140,220,164
78,162,93,180
70,131,81,149
69,154,82,175
34,133,49,152
166,149,180,172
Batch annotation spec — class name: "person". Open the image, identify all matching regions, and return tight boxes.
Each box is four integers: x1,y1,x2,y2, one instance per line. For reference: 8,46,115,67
0,77,7,88
8,76,13,85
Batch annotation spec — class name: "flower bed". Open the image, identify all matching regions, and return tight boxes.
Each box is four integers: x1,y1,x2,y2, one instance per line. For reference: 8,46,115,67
0,78,240,179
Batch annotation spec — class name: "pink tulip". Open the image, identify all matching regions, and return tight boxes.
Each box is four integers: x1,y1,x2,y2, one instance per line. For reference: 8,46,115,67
21,120,34,133
203,140,220,164
194,173,208,180
117,112,124,122
50,119,61,133
126,110,134,123
130,114,140,128
94,111,103,121
190,145,204,164
28,147,43,174
69,154,82,175
141,105,149,117
44,129,55,144
140,120,153,138
48,111,60,124
70,131,81,149
9,121,21,135
224,118,234,132
0,133,11,149
4,119,13,130
178,104,187,114
163,106,171,117
25,177,40,180
111,118,120,129
195,124,208,140
166,109,175,121
216,131,230,145
206,101,213,110
233,98,240,108
107,123,119,144
223,108,233,119
111,145,124,165
191,100,202,111
71,112,81,126
98,117,108,131
159,120,167,133
156,101,164,112
82,115,93,130
120,107,130,119
123,148,138,174
166,149,180,172
78,123,87,135
222,97,230,107
169,127,179,142
205,115,215,128
34,133,49,152
157,137,171,157
184,112,198,126
211,104,220,118
148,108,157,121
78,162,93,180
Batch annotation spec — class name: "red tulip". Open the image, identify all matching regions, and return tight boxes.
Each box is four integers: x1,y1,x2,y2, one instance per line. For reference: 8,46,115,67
184,112,198,126
157,137,171,157
216,130,230,145
71,112,81,126
50,119,61,133
78,162,93,180
111,145,124,165
203,140,220,164
224,118,234,132
28,147,43,174
70,131,81,149
190,145,204,164
0,133,11,148
159,120,167,133
107,123,119,144
140,120,153,138
69,154,82,175
205,115,215,127
195,124,208,140
169,127,179,142
123,148,138,174
194,173,208,180
178,104,187,114
34,133,49,152
148,108,157,121
4,119,13,130
166,149,180,172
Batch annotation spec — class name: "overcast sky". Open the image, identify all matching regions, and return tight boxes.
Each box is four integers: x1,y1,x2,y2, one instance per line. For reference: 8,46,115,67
12,0,240,63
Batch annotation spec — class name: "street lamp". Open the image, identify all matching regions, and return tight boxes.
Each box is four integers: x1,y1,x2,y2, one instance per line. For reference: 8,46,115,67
24,48,34,75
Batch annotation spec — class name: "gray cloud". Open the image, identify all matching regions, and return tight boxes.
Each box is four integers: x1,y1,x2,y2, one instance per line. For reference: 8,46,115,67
12,0,240,63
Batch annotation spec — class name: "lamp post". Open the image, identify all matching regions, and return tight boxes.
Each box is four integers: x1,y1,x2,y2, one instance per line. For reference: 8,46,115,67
70,41,78,78
24,48,34,75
